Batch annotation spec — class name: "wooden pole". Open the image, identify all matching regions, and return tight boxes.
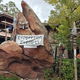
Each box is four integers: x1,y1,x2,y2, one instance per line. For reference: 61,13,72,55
74,47,77,80
73,22,77,80
73,37,77,80
11,14,16,41
5,19,7,41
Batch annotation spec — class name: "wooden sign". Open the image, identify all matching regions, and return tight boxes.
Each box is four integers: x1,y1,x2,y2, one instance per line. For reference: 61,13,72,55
16,35,44,48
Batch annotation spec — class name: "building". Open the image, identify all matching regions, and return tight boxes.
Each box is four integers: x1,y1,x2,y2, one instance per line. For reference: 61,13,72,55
0,13,13,43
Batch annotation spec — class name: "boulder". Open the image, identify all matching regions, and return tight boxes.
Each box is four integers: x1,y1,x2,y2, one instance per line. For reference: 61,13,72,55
0,41,23,58
0,41,23,70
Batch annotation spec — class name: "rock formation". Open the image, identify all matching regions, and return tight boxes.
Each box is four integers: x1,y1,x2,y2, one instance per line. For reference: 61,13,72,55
0,41,53,79
0,1,53,79
21,1,51,52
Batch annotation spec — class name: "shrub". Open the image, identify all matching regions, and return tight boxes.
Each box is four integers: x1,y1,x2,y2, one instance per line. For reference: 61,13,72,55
0,75,20,80
44,59,80,80
77,59,80,79
60,59,74,80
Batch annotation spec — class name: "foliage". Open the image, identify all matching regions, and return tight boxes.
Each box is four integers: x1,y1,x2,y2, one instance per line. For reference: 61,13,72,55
0,0,20,16
61,59,80,80
44,68,54,80
60,59,74,80
44,59,80,80
44,0,80,51
45,0,80,24
53,24,70,47
0,75,20,80
77,59,80,79
6,1,20,16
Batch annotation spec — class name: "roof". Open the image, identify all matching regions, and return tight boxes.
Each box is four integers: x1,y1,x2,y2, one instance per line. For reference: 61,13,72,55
0,13,13,23
43,23,58,32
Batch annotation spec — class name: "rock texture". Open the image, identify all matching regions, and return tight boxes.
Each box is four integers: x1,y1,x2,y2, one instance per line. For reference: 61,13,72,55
15,12,34,35
21,1,51,52
0,1,53,79
0,41,53,79
0,41,23,58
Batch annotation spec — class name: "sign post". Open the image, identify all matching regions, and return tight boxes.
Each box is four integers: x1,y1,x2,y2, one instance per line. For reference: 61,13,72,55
71,22,77,80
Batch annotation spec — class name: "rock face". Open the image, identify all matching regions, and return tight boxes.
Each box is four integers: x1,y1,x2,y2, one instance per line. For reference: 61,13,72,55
24,47,53,64
21,1,51,52
0,1,53,79
0,41,23,70
15,12,34,35
0,41,23,58
0,41,53,79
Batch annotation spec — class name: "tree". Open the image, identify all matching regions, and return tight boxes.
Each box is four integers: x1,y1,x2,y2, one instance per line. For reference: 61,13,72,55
45,0,80,49
0,1,20,16
6,1,20,16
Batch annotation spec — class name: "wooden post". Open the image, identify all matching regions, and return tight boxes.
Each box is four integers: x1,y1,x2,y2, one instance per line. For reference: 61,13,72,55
11,15,16,41
73,37,77,80
5,19,7,41
72,22,77,80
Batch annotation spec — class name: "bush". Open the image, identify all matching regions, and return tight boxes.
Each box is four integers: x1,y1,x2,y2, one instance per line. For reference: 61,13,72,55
44,59,80,80
60,59,74,80
61,59,80,80
0,75,20,80
44,68,54,80
77,59,80,79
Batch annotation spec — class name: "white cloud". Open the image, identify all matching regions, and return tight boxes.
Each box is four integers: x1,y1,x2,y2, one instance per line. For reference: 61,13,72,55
1,0,53,22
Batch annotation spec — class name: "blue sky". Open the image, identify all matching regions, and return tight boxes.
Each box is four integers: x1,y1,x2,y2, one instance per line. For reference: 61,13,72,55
1,0,53,22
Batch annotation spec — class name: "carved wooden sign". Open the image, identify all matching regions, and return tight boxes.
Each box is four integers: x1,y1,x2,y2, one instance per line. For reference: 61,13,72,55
16,35,44,48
